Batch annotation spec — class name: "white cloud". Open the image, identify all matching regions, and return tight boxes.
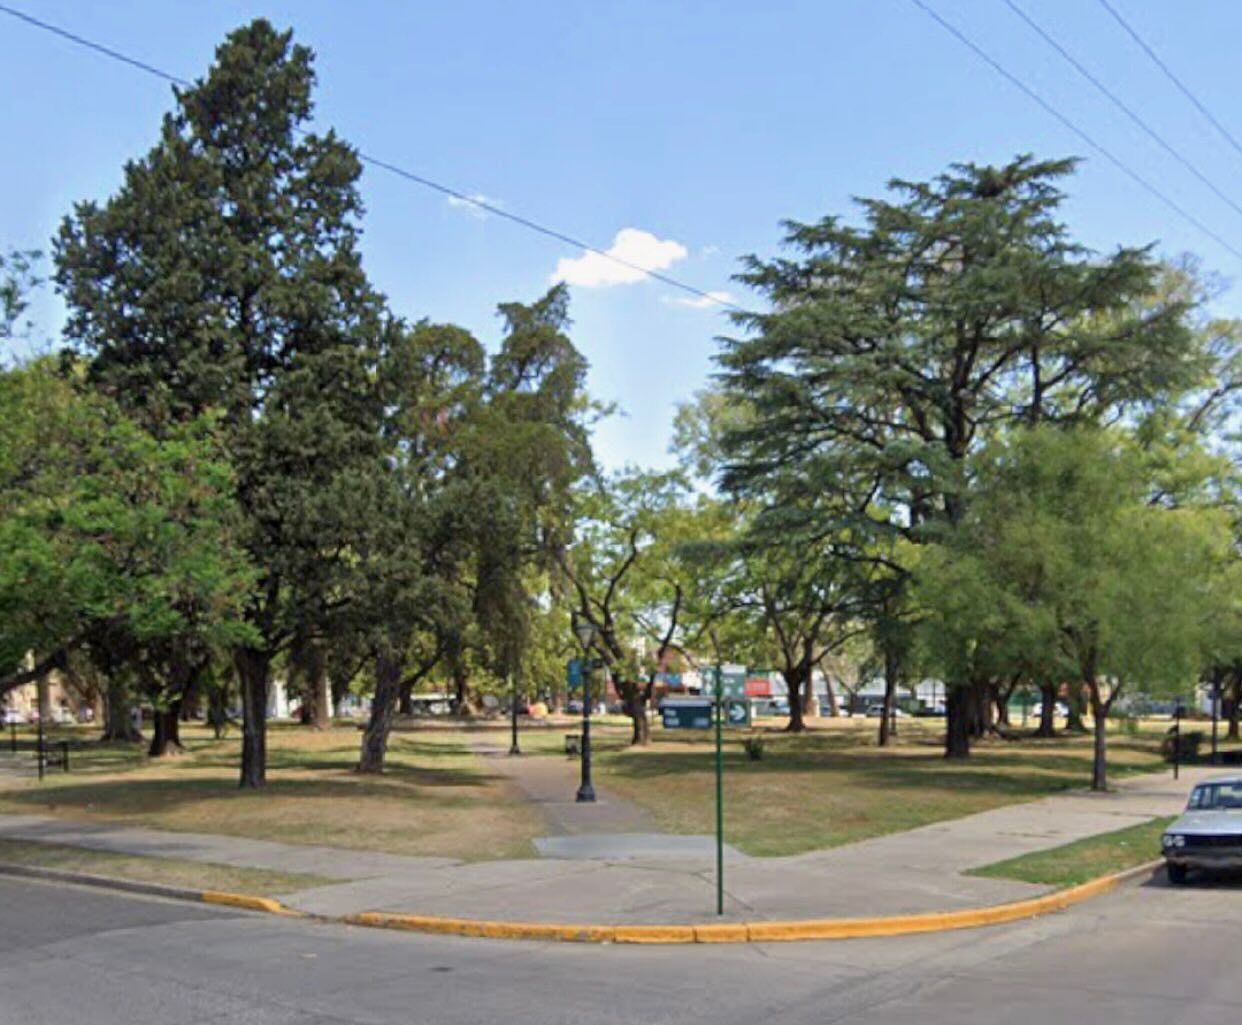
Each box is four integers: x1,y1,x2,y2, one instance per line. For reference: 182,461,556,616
446,193,500,220
551,228,688,288
666,289,735,310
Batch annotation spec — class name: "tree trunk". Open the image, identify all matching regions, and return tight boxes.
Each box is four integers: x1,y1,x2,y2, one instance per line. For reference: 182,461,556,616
235,646,270,788
878,646,899,747
207,684,229,740
36,672,51,725
451,656,469,717
1226,667,1241,742
969,681,994,738
148,701,185,758
823,675,839,717
309,653,330,730
102,679,141,742
1065,680,1087,733
944,684,971,759
1034,683,1057,738
624,681,651,745
1089,684,1108,792
358,647,402,773
398,679,414,717
784,663,809,733
994,682,1014,728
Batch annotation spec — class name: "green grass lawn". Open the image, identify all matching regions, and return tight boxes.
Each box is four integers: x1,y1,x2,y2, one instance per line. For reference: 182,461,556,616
967,816,1174,887
0,836,331,894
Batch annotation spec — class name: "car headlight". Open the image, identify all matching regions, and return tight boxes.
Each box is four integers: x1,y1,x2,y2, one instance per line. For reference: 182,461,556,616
1173,835,1186,848
1162,834,1174,848
1163,834,1187,848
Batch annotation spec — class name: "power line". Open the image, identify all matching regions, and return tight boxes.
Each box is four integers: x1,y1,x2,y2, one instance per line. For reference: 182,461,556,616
909,0,1242,262
0,2,742,312
1003,0,1242,224
1095,0,1242,163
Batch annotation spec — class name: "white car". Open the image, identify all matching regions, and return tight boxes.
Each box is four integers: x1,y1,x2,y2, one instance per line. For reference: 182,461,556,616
1,708,22,726
1162,775,1242,884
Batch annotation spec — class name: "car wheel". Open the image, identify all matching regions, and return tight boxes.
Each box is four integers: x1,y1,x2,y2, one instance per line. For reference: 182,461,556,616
1166,862,1188,885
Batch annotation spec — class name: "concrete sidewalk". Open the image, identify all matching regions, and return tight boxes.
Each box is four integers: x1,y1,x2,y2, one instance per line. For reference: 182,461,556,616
0,765,1217,925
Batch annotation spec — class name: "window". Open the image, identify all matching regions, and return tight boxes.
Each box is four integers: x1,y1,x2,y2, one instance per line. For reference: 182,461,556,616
1189,783,1242,810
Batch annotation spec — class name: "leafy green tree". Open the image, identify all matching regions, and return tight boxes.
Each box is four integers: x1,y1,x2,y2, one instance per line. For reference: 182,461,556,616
920,426,1229,789
1,248,40,346
0,361,255,738
55,20,386,786
718,155,1202,757
556,469,713,744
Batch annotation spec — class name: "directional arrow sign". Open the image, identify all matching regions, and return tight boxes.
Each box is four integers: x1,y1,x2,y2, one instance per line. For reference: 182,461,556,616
725,700,751,727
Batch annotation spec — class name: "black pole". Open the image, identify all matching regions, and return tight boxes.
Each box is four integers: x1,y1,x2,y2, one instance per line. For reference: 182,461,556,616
1173,702,1182,781
36,709,44,782
508,673,521,756
576,659,595,802
9,721,14,754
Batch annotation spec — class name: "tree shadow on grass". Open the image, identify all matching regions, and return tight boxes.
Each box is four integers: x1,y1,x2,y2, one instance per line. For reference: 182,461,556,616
0,765,513,821
600,742,1162,799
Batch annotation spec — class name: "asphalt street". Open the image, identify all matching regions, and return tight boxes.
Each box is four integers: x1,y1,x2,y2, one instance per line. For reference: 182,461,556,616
0,873,1239,1025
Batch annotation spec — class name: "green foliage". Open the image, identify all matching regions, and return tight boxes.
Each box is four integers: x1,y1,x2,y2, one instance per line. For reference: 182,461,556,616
0,360,255,691
0,248,40,344
53,20,390,781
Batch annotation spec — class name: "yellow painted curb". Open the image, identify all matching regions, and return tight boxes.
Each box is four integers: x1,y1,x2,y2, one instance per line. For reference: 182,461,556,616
613,924,696,945
30,857,1158,945
201,890,296,915
346,912,615,944
335,861,1159,945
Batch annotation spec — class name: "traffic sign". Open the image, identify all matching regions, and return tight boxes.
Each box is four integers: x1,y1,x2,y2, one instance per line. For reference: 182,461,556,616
715,665,747,701
725,699,751,728
567,659,583,691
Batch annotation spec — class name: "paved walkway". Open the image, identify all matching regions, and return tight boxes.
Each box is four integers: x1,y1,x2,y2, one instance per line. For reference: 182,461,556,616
0,765,1220,925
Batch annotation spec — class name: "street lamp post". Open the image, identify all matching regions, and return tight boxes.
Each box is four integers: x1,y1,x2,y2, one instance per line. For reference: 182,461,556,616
508,673,521,756
573,617,597,803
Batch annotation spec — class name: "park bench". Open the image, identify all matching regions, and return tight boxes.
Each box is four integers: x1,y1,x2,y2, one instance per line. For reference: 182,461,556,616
36,739,69,778
564,733,581,757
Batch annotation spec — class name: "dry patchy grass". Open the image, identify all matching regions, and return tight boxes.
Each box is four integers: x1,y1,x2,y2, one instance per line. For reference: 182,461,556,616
0,836,330,894
582,719,1168,857
0,725,543,860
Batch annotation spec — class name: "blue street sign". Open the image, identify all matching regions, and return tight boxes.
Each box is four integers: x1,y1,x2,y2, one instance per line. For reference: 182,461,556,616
567,658,583,691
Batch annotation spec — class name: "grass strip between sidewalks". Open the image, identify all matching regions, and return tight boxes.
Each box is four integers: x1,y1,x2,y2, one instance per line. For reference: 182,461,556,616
0,836,331,895
967,815,1175,887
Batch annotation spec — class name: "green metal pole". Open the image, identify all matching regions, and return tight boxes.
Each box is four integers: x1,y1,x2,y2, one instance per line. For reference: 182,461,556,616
715,664,723,917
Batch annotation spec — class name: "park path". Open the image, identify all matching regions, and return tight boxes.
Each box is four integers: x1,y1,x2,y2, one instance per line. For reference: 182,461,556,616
0,763,1223,924
461,732,657,836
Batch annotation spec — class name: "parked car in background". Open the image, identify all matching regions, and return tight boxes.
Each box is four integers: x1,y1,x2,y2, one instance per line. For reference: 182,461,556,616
864,702,905,718
1162,775,1242,884
565,699,584,715
1,708,22,726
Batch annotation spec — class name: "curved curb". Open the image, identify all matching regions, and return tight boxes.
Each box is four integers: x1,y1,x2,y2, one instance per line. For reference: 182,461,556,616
343,860,1163,944
0,858,1163,944
0,863,303,917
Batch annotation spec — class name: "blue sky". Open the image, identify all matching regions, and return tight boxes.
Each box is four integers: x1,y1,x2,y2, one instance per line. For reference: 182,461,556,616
4,1,1242,469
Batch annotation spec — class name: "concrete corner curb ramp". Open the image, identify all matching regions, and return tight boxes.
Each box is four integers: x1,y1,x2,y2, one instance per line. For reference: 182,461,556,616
0,863,304,917
0,859,1161,944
